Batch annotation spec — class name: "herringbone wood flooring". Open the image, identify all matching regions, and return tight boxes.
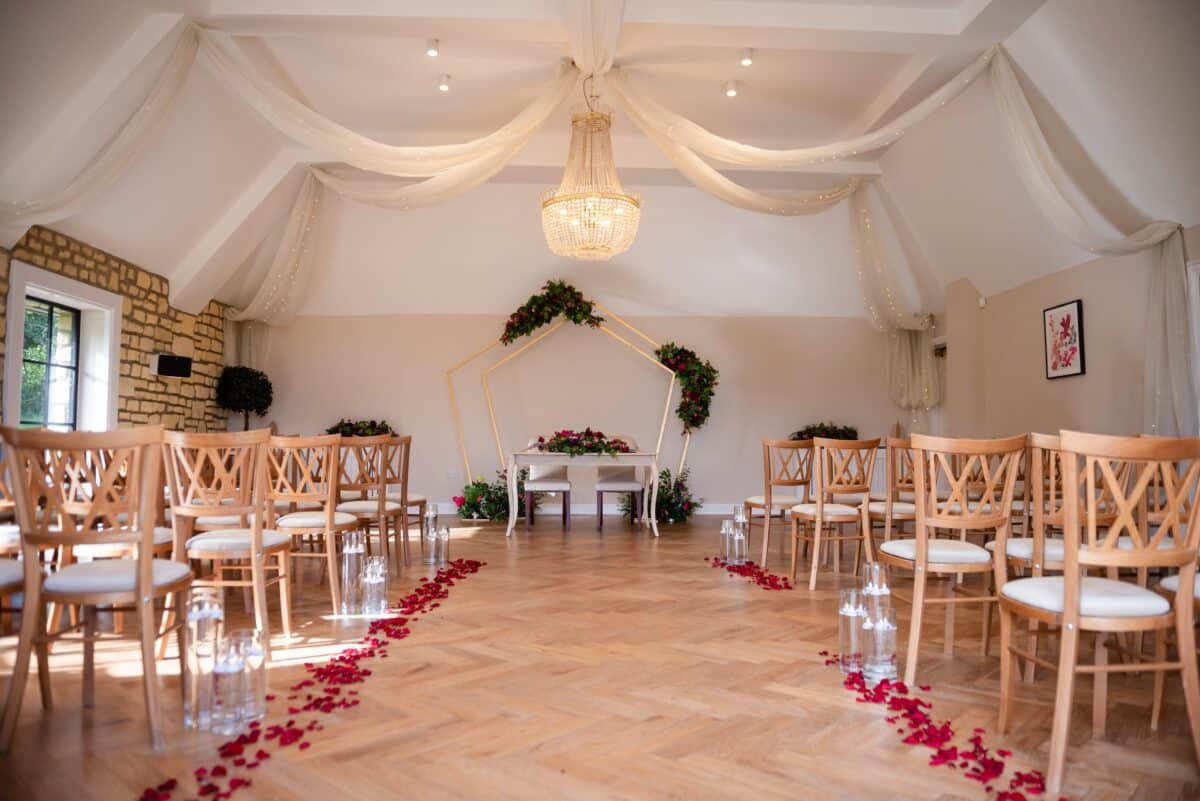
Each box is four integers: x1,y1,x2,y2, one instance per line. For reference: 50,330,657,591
1,519,1198,800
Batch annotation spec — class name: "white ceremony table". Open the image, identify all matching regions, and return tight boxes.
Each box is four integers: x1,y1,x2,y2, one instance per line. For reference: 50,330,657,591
505,450,661,537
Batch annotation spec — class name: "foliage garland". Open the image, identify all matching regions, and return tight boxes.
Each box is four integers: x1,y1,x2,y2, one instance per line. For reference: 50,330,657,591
534,429,633,457
789,422,858,441
325,419,396,437
500,281,719,432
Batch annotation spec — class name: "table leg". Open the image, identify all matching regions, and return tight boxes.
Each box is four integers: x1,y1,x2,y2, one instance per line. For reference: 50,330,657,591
649,457,660,537
505,458,518,537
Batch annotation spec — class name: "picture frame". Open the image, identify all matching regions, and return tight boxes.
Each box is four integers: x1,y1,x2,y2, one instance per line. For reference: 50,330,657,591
1043,299,1085,379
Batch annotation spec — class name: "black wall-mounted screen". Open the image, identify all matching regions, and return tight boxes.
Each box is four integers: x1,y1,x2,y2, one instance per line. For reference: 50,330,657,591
154,353,193,378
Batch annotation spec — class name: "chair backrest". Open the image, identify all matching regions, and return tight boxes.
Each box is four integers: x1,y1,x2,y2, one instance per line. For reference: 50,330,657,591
162,429,267,527
384,435,412,498
911,433,1026,532
814,437,880,499
761,438,813,502
338,433,389,496
1061,430,1200,576
884,437,915,500
2,425,162,559
265,434,341,525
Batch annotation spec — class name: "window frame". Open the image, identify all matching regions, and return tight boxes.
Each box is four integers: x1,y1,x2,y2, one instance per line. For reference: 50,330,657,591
19,295,83,431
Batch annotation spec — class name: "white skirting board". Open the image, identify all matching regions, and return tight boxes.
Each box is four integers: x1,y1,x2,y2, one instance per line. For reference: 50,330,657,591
426,501,758,516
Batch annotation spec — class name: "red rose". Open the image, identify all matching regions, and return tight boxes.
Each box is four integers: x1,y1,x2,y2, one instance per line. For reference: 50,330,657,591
453,495,466,508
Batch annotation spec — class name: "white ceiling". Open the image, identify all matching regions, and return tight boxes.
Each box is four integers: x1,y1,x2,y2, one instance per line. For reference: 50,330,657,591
3,0,1196,320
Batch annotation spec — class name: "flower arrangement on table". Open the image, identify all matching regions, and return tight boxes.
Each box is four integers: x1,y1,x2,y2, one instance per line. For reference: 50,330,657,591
621,467,701,523
789,422,858,441
453,469,538,520
532,429,633,457
326,418,395,437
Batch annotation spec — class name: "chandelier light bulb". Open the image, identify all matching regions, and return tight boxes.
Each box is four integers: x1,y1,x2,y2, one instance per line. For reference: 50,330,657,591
740,48,754,66
438,74,451,92
724,80,739,98
426,38,440,57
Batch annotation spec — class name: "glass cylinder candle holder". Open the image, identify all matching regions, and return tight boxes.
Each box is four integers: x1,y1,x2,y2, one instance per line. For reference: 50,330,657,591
863,561,891,617
729,526,748,565
838,589,868,674
733,504,748,525
184,587,224,730
229,629,267,722
719,519,733,560
863,605,899,683
422,505,439,565
211,636,246,737
340,530,365,616
436,526,450,566
362,556,389,617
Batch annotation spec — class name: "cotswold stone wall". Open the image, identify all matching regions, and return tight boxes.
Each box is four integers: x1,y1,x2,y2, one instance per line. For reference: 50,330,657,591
0,226,227,431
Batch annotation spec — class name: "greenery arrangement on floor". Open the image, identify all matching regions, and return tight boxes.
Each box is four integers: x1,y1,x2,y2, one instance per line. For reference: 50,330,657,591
790,422,859,440
622,467,701,523
534,429,633,456
453,470,537,520
326,419,396,437
498,280,719,433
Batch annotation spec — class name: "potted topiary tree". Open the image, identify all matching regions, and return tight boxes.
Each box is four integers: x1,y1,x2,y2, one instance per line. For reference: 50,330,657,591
216,366,273,431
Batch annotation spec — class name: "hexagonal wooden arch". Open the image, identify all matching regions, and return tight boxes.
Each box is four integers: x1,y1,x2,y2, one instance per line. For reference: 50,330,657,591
445,302,690,478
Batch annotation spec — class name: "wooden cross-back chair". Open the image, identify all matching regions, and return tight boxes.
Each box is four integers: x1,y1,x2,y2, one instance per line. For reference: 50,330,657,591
879,433,1025,684
745,438,813,566
790,437,879,590
0,425,192,752
265,434,357,614
164,428,290,658
997,430,1200,795
335,434,406,572
867,437,918,546
383,435,427,555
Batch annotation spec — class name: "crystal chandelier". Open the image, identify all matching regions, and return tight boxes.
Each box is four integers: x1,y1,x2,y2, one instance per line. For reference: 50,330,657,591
541,80,640,261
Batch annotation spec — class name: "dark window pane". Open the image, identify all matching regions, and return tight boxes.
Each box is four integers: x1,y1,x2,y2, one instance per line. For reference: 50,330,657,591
23,299,49,362
20,361,46,424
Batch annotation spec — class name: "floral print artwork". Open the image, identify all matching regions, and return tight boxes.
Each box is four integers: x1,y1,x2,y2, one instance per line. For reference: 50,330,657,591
1044,301,1084,378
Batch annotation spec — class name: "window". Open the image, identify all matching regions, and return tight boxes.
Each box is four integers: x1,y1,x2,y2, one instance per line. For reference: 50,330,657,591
20,296,81,431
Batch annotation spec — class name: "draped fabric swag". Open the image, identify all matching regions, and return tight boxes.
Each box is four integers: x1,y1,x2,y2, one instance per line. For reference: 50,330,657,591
0,2,1191,427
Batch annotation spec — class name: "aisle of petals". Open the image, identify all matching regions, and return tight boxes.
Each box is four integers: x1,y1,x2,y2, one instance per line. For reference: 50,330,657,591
819,651,1064,801
704,555,793,590
139,558,486,801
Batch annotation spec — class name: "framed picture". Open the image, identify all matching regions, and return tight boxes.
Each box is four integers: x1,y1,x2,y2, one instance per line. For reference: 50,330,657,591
1043,299,1085,379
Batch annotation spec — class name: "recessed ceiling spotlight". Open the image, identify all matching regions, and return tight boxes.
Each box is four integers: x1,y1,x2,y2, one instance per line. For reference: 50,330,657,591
426,38,440,57
438,74,451,92
740,48,754,67
724,80,738,98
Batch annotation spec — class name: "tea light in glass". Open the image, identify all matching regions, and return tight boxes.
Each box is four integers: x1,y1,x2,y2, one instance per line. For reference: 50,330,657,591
719,519,733,560
362,556,389,617
863,605,899,683
838,588,868,674
184,587,223,730
211,636,246,736
229,628,267,722
340,530,365,616
423,505,439,565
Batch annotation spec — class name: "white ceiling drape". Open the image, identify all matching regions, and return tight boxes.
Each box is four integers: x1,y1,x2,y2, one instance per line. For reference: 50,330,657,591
565,0,625,77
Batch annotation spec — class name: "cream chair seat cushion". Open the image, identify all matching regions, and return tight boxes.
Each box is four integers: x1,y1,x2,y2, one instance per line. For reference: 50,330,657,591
867,501,917,515
74,527,176,558
524,466,571,493
596,467,642,492
745,495,802,508
1002,576,1171,617
337,500,404,515
831,493,867,504
880,538,991,565
985,537,1065,563
44,558,191,594
791,502,862,518
0,558,23,592
187,529,290,553
194,512,250,527
0,523,21,550
276,511,357,529
1160,573,1200,599
385,490,426,505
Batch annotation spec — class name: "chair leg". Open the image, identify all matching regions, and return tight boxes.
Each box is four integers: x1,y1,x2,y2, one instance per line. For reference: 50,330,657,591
1151,629,1168,731
525,491,534,530
1023,618,1040,683
35,604,52,711
251,552,272,661
904,566,927,686
1045,619,1081,796
83,605,97,709
1173,602,1200,772
157,590,176,659
138,593,166,750
761,510,772,567
808,518,823,592
596,491,604,531
0,576,40,752
1093,633,1108,738
997,606,1017,733
633,492,642,524
980,571,994,656
325,528,342,615
277,550,293,639
944,589,956,655
175,589,187,706
789,516,799,582
563,491,571,531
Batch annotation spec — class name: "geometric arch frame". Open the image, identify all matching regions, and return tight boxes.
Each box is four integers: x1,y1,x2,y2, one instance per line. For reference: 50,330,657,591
445,302,691,479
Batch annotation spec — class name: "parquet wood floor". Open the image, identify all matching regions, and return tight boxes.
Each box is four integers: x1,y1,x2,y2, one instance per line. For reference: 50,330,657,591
0,519,1197,800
